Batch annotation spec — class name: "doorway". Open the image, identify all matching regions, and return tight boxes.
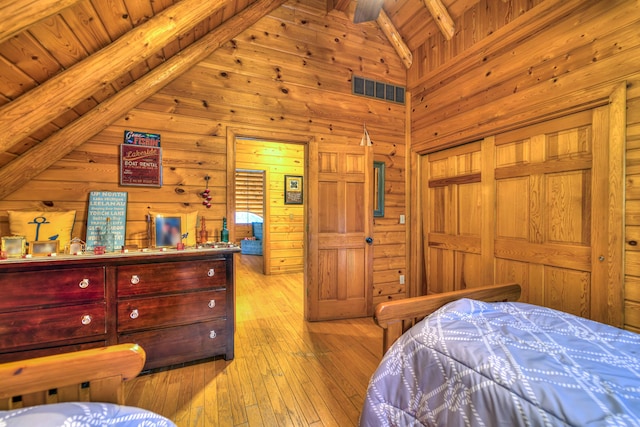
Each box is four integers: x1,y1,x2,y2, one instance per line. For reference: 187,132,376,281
233,136,305,276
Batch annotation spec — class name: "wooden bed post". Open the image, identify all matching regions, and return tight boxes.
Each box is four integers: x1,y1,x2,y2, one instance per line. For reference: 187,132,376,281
375,283,522,354
0,343,146,409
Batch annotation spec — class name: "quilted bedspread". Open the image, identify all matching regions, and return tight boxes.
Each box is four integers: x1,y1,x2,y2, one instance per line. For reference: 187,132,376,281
0,402,176,427
360,299,640,427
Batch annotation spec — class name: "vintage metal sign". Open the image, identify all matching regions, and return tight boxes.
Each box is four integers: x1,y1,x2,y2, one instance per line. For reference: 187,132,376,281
124,130,161,146
120,144,163,187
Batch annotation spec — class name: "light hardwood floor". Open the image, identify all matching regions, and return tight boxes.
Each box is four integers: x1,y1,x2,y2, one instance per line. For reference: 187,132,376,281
124,254,383,427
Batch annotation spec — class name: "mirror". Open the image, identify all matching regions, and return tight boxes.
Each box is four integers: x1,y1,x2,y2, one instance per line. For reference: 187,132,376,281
373,161,385,217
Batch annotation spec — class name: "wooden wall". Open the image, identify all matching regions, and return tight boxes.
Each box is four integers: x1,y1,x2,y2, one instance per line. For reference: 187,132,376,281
0,2,409,301
236,139,304,275
407,0,544,80
407,0,640,329
625,81,640,333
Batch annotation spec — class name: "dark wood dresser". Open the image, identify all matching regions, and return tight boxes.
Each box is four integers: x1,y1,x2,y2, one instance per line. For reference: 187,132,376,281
0,248,239,370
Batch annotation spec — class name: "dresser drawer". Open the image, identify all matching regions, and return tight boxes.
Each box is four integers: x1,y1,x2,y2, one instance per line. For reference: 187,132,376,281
119,319,228,369
0,267,104,310
0,341,107,364
116,259,226,297
117,289,226,332
0,302,106,349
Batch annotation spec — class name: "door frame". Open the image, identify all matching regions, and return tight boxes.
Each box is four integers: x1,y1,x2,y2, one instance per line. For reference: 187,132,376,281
226,126,312,274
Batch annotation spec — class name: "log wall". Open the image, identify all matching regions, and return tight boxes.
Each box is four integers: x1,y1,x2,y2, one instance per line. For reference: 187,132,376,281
625,82,640,333
408,0,640,329
0,2,409,299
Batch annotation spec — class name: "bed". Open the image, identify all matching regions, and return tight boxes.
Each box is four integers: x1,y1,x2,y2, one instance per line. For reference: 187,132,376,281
0,343,175,427
361,283,640,426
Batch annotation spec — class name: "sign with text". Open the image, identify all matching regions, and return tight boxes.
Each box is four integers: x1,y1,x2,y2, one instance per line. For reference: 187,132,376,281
86,191,128,250
120,144,163,187
124,130,161,146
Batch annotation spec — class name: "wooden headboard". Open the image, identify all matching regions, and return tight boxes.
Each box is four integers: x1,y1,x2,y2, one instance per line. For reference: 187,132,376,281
375,283,522,354
0,343,145,410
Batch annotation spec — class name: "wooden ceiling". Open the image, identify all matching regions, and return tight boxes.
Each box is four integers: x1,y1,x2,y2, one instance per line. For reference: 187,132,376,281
0,0,476,171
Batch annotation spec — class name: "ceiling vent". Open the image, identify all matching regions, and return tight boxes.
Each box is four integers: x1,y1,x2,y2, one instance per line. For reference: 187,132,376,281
352,75,405,104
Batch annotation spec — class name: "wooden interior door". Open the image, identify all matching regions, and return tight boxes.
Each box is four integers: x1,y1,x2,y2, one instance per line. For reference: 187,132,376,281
493,110,609,320
306,142,373,321
421,141,487,294
423,107,621,324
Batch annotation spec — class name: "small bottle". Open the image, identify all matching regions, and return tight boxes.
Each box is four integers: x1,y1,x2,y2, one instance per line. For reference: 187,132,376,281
104,217,115,252
199,217,208,244
220,217,229,243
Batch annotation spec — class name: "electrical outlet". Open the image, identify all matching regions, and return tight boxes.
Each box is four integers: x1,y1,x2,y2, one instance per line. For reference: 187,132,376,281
399,274,405,285
399,214,405,224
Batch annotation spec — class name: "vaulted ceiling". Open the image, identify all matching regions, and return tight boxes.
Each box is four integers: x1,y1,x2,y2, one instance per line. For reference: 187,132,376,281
0,0,477,177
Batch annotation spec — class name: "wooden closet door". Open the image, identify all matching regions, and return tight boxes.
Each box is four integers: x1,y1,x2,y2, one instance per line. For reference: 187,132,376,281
422,141,486,294
493,109,607,320
423,105,621,324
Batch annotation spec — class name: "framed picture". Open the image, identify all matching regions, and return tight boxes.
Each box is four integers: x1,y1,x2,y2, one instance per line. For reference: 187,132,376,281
153,215,183,247
284,175,303,205
1,236,26,258
29,240,60,256
373,161,385,217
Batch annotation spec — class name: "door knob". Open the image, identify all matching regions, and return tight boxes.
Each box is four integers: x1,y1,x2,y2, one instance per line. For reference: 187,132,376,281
365,237,373,244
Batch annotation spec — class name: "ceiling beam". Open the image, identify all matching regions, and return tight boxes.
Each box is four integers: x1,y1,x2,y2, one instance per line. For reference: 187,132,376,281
0,0,81,45
423,0,455,40
0,0,286,200
328,0,351,13
376,10,413,69
0,0,231,154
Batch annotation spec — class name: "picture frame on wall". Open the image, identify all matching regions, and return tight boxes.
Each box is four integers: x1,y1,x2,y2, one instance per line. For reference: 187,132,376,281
284,175,303,205
373,161,385,217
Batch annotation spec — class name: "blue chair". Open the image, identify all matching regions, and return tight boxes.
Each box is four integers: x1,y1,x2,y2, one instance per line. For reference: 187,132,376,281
241,222,263,255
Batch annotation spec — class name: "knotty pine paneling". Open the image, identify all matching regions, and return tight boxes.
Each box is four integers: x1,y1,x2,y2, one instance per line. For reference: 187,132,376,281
409,0,640,153
625,81,640,330
0,3,406,297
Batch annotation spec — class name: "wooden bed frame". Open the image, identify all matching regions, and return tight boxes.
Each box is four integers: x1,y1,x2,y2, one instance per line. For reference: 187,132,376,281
0,343,145,410
375,283,522,354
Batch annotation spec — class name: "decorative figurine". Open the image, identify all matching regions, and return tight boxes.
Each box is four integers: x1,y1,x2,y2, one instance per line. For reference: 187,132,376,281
200,217,208,244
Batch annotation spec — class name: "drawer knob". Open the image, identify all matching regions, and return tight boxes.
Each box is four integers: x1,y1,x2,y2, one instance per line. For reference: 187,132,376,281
79,278,90,289
209,330,217,339
207,268,215,277
130,309,139,319
208,299,216,309
81,314,92,325
130,275,140,285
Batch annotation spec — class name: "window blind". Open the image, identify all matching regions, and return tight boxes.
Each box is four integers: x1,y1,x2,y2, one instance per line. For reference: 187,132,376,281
235,170,264,223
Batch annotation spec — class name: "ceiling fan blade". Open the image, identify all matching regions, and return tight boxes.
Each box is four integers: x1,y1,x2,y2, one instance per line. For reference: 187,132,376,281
353,0,384,23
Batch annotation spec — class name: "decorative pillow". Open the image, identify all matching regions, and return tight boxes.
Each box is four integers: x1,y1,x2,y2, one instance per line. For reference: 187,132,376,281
7,210,76,252
149,211,198,247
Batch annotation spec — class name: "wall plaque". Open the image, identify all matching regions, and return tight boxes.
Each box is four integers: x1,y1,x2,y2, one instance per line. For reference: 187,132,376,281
120,144,163,187
124,130,161,147
86,191,128,251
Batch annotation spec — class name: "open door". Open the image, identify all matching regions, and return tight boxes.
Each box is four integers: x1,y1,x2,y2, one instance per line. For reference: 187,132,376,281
306,141,373,321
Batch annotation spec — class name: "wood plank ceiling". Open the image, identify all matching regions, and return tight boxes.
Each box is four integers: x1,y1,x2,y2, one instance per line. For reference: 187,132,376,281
0,0,473,196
